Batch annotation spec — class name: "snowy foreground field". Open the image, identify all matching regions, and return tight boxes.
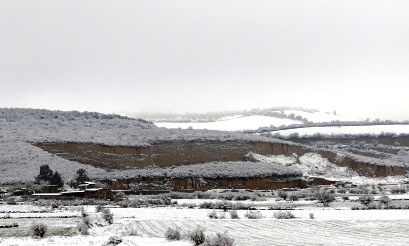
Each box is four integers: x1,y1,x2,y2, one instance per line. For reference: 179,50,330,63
2,195,409,246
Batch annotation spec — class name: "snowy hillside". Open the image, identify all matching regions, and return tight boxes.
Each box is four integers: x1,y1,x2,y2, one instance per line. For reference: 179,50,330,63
0,108,275,183
155,115,302,131
152,108,354,131
283,110,355,123
272,125,409,137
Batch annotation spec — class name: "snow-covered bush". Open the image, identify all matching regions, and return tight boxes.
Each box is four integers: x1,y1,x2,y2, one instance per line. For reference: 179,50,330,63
31,223,47,238
315,189,335,207
189,225,206,246
6,197,16,205
80,207,88,217
337,188,347,194
379,195,391,207
104,236,122,246
95,204,104,212
202,232,235,246
288,192,299,201
348,187,366,194
208,210,219,219
273,211,295,219
123,225,138,236
268,203,295,210
276,190,288,200
230,210,240,219
359,195,374,207
165,227,182,241
200,201,251,210
244,210,262,219
391,187,407,194
77,220,89,235
102,208,114,224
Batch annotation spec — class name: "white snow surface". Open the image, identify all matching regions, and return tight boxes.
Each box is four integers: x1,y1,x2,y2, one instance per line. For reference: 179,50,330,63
273,124,409,136
284,110,356,123
155,115,302,131
3,206,409,245
247,152,358,179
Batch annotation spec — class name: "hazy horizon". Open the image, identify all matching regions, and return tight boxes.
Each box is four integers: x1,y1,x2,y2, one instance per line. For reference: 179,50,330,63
1,1,409,121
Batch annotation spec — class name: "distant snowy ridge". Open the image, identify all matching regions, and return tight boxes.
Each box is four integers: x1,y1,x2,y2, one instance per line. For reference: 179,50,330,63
150,107,366,132
155,115,302,131
135,106,319,122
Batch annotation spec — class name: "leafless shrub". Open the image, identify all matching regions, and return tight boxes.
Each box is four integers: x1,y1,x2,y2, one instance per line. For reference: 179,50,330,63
102,208,114,224
268,203,295,210
77,220,89,235
104,236,123,246
6,197,16,205
189,225,206,246
315,189,335,207
31,223,47,238
229,210,239,219
379,195,391,207
123,225,138,236
358,195,374,207
348,187,366,194
202,232,235,246
208,210,219,219
273,211,295,219
244,210,262,219
95,204,104,212
391,187,407,194
276,190,288,200
80,207,88,217
165,227,182,241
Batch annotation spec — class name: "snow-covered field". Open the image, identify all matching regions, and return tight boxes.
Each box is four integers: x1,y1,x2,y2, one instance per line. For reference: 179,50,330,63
154,109,362,131
283,110,355,123
273,124,409,137
155,115,302,131
2,205,409,245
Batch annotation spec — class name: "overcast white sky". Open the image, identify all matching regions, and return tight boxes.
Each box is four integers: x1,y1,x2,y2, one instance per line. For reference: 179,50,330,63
1,1,409,120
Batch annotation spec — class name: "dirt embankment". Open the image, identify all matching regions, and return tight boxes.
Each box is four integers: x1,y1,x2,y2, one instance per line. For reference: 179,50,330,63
290,135,409,147
105,176,309,191
35,140,405,177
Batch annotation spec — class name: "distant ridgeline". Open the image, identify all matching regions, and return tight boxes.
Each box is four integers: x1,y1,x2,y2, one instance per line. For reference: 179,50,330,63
135,106,316,123
254,120,409,136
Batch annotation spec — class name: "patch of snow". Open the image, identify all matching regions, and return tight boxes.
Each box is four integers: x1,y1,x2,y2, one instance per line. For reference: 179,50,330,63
155,115,302,131
284,110,356,123
246,152,359,180
273,124,409,136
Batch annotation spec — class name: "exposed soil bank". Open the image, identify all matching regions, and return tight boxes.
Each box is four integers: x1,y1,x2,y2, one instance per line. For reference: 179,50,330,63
35,140,405,177
289,135,409,147
105,176,317,191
